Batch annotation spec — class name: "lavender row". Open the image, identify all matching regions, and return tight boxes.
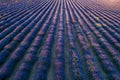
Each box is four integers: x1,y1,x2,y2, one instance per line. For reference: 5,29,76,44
0,0,56,79
67,0,104,80
70,0,120,79
0,0,53,66
0,0,52,52
54,0,66,79
10,1,59,80
73,0,120,72
80,7,120,50
0,0,48,37
65,1,86,79
0,0,44,29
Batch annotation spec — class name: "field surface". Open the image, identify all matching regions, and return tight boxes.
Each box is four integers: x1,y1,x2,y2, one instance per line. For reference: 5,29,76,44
0,0,120,80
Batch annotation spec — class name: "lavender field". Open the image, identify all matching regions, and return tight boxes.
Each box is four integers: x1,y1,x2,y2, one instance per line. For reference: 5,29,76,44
0,0,120,80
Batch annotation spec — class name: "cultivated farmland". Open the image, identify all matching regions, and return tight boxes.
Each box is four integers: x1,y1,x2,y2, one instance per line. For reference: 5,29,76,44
0,0,120,80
